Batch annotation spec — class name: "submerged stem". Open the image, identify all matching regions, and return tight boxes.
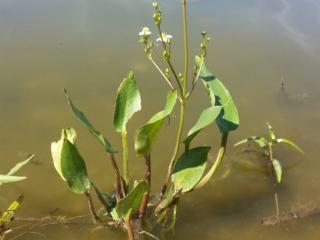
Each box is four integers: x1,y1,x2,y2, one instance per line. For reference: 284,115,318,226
122,130,129,185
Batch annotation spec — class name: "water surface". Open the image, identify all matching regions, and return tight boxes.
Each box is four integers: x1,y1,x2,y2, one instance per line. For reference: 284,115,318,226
0,0,320,239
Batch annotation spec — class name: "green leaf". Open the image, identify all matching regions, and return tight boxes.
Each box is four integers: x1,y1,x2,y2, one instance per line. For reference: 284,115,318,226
234,136,268,149
135,90,177,156
64,90,116,154
0,155,34,186
183,106,222,148
0,175,26,184
266,122,276,142
172,147,211,193
195,56,239,132
114,180,147,220
276,138,304,153
51,128,91,194
272,159,282,184
113,71,141,133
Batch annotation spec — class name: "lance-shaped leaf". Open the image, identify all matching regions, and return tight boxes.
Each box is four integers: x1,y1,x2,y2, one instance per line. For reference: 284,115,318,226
114,180,147,220
272,159,283,184
51,128,91,194
195,56,239,132
183,106,222,149
64,90,116,154
172,147,211,193
234,136,268,149
0,175,26,184
276,138,304,154
114,71,141,133
135,90,177,156
266,122,276,142
0,155,34,186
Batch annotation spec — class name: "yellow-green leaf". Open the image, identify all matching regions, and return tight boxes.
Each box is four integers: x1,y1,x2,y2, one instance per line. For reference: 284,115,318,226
51,128,91,194
172,147,211,193
135,90,177,156
114,180,147,220
114,71,141,133
183,106,222,149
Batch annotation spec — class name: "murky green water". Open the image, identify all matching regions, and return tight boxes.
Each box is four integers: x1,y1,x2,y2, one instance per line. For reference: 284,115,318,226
1,0,320,239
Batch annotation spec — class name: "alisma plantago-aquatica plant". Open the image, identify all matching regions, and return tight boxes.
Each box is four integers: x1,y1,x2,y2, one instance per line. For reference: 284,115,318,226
50,1,239,239
234,122,303,219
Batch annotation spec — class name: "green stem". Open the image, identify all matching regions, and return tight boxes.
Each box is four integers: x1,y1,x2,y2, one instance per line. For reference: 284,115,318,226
122,130,129,185
162,100,186,195
182,0,189,97
125,219,135,240
149,56,174,90
195,132,229,190
156,24,183,95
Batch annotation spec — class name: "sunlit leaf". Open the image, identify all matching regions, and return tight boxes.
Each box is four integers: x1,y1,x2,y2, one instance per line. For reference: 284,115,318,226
172,147,211,193
266,122,276,142
183,106,222,149
195,56,239,132
0,155,34,186
135,90,177,156
64,90,116,154
51,128,91,194
114,180,147,220
234,136,268,149
276,138,304,154
114,71,141,133
0,175,26,184
272,159,282,184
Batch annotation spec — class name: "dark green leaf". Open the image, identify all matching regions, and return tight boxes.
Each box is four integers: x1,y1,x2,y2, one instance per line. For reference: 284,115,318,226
195,56,239,132
272,159,282,184
114,71,141,133
114,180,147,220
183,106,222,148
172,147,211,193
51,128,91,194
135,90,177,156
64,90,116,154
276,138,304,153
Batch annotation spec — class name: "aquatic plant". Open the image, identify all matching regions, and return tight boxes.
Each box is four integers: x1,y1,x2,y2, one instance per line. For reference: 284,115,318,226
51,1,239,239
234,122,303,220
0,155,34,240
234,122,303,184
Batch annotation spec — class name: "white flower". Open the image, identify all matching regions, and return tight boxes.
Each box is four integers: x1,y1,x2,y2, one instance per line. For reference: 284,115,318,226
156,33,173,43
139,27,152,37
